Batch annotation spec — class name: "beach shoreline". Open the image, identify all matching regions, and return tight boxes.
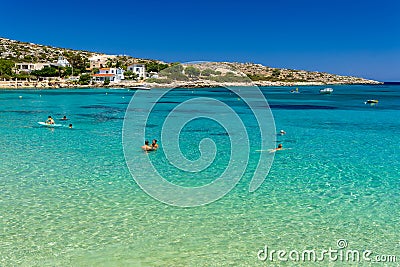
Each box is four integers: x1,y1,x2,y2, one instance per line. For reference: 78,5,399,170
0,79,383,90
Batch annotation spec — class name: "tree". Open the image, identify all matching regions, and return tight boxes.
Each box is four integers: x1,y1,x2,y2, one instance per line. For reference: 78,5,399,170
63,66,73,77
145,61,169,72
201,68,215,76
160,64,188,81
103,77,110,86
79,74,92,85
31,66,58,77
124,70,138,80
162,64,183,74
106,58,113,68
0,59,14,76
23,55,35,62
185,66,200,78
272,69,281,77
64,52,89,74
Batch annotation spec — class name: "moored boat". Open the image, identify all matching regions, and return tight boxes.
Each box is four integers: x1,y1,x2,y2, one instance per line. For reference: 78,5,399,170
365,99,379,104
129,85,151,90
319,88,333,94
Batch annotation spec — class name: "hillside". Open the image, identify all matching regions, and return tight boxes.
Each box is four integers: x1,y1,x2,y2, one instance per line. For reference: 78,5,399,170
0,37,158,67
0,37,94,63
0,37,381,87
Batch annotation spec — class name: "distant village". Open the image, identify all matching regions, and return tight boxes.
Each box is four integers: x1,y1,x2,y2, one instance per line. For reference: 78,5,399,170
14,55,155,84
0,37,169,88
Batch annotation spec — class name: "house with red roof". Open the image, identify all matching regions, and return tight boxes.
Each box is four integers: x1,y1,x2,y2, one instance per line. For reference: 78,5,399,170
92,67,125,83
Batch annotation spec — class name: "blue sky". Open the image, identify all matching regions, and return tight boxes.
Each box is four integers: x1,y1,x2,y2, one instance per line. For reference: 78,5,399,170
1,0,399,81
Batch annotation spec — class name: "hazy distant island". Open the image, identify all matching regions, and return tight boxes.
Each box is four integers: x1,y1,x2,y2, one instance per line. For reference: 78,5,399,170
0,37,382,89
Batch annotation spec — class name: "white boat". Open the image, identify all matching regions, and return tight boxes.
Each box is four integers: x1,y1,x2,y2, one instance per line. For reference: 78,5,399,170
319,88,333,94
129,85,151,90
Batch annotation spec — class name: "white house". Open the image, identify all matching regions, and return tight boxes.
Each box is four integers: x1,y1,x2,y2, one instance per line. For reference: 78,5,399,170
15,62,51,73
92,67,125,83
127,64,146,79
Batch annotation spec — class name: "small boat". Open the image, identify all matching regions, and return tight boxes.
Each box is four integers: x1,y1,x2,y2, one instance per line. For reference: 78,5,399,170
319,88,333,94
290,88,300,93
365,99,379,104
129,85,151,90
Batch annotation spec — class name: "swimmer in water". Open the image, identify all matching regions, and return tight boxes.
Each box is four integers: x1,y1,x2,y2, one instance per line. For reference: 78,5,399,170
141,140,154,151
151,139,159,150
46,116,55,125
272,144,283,152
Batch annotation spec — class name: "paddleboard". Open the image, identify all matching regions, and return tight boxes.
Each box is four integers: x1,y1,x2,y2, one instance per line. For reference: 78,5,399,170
38,122,62,127
256,148,292,153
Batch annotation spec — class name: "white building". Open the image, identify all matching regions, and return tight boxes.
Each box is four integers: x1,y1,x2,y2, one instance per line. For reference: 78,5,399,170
56,56,71,67
148,71,159,79
15,62,51,73
127,64,146,79
92,67,125,83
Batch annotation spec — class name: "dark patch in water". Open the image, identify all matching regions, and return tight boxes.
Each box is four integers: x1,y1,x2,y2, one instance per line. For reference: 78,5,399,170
4,110,49,114
208,90,229,93
155,101,182,104
81,104,123,111
35,91,108,96
270,104,337,110
77,113,123,122
210,132,229,136
182,128,210,133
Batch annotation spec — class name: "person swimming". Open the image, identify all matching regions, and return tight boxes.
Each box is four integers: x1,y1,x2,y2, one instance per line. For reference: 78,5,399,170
46,116,55,125
69,124,73,129
151,139,159,150
279,130,286,135
141,140,154,151
271,144,283,152
61,116,68,121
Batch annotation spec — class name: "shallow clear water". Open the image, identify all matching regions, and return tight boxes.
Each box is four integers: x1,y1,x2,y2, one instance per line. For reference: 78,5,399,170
0,85,399,266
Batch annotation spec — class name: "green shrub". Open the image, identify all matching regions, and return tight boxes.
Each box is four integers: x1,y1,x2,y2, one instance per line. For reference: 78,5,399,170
185,66,200,78
79,73,92,85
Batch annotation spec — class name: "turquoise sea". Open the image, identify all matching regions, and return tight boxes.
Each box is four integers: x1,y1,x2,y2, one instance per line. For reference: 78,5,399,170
1,85,399,266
